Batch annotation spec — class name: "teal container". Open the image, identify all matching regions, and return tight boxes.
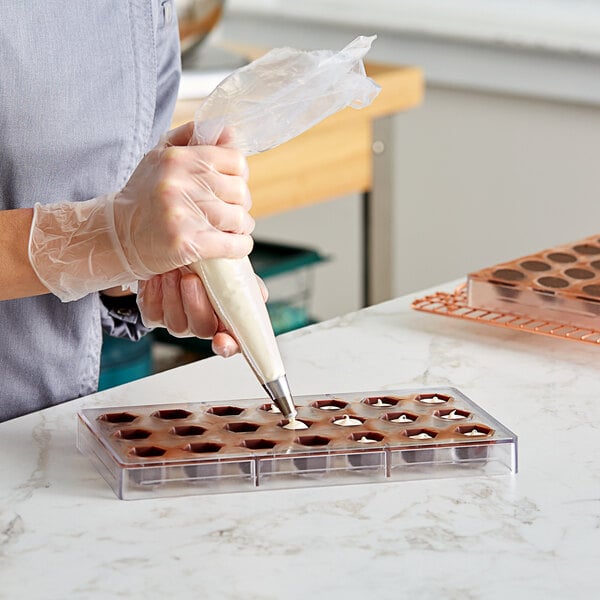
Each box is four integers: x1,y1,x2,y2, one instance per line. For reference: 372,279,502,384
99,240,326,387
98,334,153,391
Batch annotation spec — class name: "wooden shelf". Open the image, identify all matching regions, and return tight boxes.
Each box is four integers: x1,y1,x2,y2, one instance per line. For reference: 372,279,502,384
172,61,423,218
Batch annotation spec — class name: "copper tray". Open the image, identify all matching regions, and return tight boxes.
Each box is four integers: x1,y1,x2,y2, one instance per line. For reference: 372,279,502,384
412,283,600,345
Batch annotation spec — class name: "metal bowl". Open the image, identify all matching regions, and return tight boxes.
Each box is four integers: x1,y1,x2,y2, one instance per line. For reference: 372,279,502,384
175,0,225,53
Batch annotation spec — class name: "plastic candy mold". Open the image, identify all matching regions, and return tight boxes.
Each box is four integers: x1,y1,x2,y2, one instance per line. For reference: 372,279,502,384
468,234,600,330
77,387,517,500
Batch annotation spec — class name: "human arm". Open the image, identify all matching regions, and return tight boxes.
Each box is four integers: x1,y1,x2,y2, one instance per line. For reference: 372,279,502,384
0,208,47,301
27,122,253,301
0,183,246,352
2,122,258,356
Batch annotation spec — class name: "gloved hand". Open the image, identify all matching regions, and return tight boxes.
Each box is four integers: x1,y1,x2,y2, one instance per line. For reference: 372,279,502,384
137,268,269,357
29,122,254,302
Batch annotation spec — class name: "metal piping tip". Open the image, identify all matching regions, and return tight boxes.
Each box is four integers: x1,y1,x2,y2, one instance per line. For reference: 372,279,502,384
262,375,297,419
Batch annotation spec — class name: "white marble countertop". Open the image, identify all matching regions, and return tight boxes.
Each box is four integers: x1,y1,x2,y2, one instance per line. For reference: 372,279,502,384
2,280,599,599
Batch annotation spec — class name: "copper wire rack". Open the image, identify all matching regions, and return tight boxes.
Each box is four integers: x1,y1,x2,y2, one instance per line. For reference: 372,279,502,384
411,283,600,346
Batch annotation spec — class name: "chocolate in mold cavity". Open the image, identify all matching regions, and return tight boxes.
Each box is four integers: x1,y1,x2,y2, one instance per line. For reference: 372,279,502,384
239,439,279,475
519,260,551,272
241,438,278,450
295,435,331,446
225,422,260,433
400,447,434,464
485,267,524,299
456,424,493,437
564,268,595,280
573,243,600,255
207,405,245,417
278,418,312,431
491,268,525,282
489,281,521,300
582,284,600,298
547,252,577,264
363,396,400,408
311,399,348,411
331,414,365,427
349,431,384,444
454,444,489,462
590,260,600,271
293,435,330,472
415,393,451,405
348,432,385,468
186,442,223,453
537,276,569,289
128,445,167,486
130,445,166,457
434,408,471,421
114,428,151,440
403,428,438,441
381,411,418,424
293,455,330,473
347,451,385,468
183,441,223,479
400,428,437,464
259,403,282,414
152,409,192,420
454,424,493,461
99,412,138,424
171,425,207,437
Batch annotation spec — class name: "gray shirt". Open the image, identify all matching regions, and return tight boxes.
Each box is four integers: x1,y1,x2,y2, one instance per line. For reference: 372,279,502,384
0,1,181,421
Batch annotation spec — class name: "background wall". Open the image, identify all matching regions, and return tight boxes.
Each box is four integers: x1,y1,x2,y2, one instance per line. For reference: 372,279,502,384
390,85,600,296
213,0,600,317
253,194,363,321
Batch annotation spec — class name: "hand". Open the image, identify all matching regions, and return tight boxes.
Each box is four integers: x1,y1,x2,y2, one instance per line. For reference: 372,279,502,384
114,122,254,277
29,122,254,302
137,268,269,358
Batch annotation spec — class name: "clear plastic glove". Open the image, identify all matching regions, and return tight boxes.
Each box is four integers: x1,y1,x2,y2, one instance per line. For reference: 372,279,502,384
137,267,268,357
183,35,380,382
29,122,254,302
